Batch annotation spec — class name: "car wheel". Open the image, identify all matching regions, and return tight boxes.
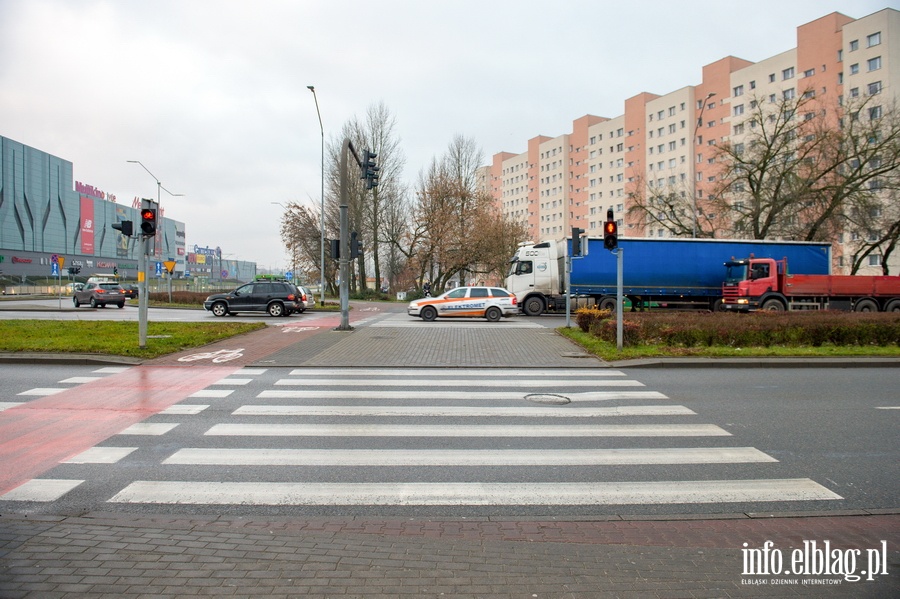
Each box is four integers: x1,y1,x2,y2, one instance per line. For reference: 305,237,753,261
211,301,229,317
268,302,285,317
854,298,878,313
73,297,80,307
485,306,502,322
421,306,438,322
117,303,125,309
90,298,98,308
761,298,785,311
523,296,544,316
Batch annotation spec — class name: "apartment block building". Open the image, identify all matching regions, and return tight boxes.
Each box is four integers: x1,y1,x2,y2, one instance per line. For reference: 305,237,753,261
480,8,899,274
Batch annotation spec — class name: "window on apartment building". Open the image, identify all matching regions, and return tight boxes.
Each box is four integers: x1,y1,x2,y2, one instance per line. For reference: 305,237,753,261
869,106,882,120
803,68,815,78
803,89,815,99
733,104,744,116
784,88,796,100
850,63,859,75
868,255,882,267
668,158,676,168
849,39,859,51
657,110,664,120
617,143,624,152
658,144,664,153
734,123,745,135
769,73,776,83
733,84,744,96
868,57,881,72
669,123,676,134
669,106,676,116
668,141,676,151
867,32,881,47
657,127,664,136
783,67,795,80
850,87,859,98
868,81,882,95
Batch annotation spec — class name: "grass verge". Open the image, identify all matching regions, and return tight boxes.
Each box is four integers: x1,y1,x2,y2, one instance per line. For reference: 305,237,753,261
557,326,900,361
0,320,267,359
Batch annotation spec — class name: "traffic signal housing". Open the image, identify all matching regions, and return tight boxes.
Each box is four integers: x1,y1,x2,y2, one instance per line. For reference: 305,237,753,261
112,220,134,237
361,150,380,190
603,211,618,251
329,238,340,260
140,208,157,236
571,227,585,257
350,231,362,259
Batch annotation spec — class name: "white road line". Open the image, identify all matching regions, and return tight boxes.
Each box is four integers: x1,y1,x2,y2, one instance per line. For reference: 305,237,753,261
119,423,179,435
58,376,103,384
0,479,84,502
164,447,775,466
258,390,669,401
0,402,25,412
92,367,131,374
65,447,137,464
232,405,695,417
286,369,624,378
17,388,66,396
108,479,841,505
875,406,900,410
205,423,730,437
274,378,642,387
211,378,253,385
189,389,233,398
160,404,209,415
235,368,267,375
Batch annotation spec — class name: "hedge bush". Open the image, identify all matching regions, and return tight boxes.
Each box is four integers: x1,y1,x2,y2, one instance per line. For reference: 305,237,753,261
576,309,900,347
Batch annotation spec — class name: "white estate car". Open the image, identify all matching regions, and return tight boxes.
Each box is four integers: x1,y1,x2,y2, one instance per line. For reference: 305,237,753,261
408,286,518,322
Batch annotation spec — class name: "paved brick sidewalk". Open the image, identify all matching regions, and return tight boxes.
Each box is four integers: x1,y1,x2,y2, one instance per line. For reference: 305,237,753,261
1,513,897,598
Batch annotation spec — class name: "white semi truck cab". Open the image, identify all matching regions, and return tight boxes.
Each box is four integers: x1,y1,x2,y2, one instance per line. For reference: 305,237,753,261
506,239,567,316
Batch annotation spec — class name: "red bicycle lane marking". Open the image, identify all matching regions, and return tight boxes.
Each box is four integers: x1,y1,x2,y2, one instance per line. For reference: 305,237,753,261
0,365,237,495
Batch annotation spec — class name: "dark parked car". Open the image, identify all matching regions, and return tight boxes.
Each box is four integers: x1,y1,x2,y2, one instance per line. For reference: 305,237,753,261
122,284,139,299
73,281,127,308
203,281,302,317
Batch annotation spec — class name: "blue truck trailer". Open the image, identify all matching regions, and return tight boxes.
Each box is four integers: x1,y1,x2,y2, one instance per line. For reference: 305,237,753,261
506,237,831,315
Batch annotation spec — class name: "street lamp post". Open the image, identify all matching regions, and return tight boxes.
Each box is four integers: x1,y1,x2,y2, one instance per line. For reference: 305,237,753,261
307,85,326,304
127,160,183,347
692,92,716,238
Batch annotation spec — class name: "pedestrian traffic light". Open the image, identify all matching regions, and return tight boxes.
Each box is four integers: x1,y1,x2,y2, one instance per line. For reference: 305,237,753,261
603,209,618,250
571,227,585,257
350,231,362,259
140,208,157,236
112,220,133,237
361,150,379,190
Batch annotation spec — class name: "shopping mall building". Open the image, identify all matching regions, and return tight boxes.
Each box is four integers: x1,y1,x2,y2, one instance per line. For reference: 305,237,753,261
0,135,255,288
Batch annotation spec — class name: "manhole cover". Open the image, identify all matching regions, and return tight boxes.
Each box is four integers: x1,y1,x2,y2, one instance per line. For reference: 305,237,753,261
524,393,571,405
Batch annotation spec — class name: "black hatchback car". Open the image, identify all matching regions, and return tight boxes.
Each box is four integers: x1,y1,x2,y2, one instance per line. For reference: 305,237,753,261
203,281,302,317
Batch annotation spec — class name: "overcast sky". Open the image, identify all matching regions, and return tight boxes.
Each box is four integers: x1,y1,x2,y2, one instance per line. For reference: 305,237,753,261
0,0,889,270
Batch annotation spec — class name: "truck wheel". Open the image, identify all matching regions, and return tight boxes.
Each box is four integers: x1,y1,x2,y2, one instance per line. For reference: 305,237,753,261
599,297,618,312
761,298,785,311
712,299,725,312
485,306,502,322
421,306,438,322
885,299,900,313
211,301,229,317
854,298,878,313
268,302,285,317
523,296,544,316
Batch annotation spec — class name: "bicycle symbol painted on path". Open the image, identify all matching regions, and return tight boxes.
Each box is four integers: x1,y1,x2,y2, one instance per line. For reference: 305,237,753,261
278,325,321,333
178,348,245,363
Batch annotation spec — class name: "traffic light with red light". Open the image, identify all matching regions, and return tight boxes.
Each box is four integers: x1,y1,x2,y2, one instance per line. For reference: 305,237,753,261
140,208,157,236
603,209,618,250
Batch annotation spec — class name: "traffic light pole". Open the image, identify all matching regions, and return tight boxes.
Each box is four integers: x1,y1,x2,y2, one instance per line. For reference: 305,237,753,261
138,236,149,348
616,247,623,351
337,139,352,331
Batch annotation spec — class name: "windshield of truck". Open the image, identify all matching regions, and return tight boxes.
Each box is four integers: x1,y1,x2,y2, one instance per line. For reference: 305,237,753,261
724,262,747,284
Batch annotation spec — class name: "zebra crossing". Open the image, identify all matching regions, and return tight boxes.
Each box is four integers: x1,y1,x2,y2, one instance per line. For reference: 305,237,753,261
2,367,843,510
